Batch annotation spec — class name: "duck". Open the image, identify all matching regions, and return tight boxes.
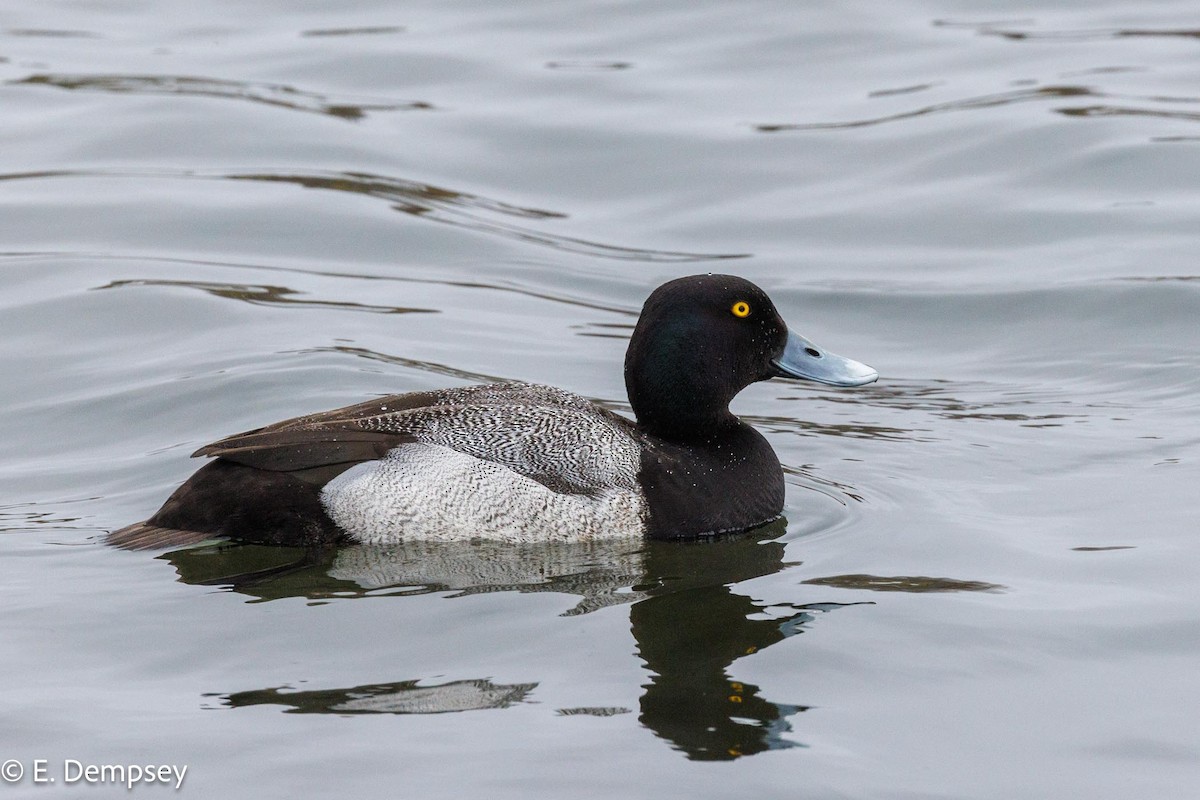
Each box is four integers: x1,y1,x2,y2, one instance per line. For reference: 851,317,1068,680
109,274,876,549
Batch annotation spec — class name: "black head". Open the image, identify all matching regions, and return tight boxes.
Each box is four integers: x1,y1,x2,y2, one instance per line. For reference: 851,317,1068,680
624,274,876,440
624,275,786,438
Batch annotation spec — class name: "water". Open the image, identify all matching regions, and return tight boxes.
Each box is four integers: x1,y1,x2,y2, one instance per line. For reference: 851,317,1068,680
2,0,1198,797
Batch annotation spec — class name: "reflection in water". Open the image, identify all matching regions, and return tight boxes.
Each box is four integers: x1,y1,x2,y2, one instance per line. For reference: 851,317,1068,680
161,537,649,615
98,278,438,314
802,574,1004,593
151,519,1009,756
163,522,897,759
557,706,631,716
222,678,536,714
148,521,1007,757
634,528,842,760
0,169,744,263
327,540,649,616
12,73,430,120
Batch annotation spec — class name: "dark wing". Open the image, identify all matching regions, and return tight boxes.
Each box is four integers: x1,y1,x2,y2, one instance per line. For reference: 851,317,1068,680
192,390,456,472
190,383,628,477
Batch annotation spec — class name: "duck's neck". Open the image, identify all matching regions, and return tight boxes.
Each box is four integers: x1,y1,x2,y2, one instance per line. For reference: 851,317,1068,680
629,393,738,442
625,357,740,442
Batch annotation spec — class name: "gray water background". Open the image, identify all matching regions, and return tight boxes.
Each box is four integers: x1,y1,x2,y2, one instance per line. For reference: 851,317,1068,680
1,0,1197,797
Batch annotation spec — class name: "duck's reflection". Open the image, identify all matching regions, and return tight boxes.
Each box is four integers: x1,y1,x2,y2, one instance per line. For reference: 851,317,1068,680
221,678,537,715
161,536,649,615
170,522,840,758
161,523,891,759
630,531,863,759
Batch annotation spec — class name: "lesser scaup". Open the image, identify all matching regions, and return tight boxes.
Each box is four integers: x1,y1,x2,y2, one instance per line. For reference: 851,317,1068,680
110,274,876,549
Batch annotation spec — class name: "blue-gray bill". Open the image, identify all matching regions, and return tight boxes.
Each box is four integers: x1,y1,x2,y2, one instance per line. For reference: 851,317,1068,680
770,330,878,387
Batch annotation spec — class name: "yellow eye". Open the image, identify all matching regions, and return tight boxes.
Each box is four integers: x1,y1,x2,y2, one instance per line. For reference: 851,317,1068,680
731,301,751,318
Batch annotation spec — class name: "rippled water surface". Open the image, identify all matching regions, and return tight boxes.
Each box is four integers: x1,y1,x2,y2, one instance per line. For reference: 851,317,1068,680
2,1,1198,797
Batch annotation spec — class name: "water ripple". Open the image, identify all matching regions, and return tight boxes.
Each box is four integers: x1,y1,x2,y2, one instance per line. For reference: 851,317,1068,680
757,85,1090,132
300,26,405,38
783,379,1093,429
0,168,744,262
10,72,432,120
0,498,100,534
293,344,513,385
757,84,1200,133
231,170,745,261
2,28,99,38
545,60,634,71
1059,104,1200,124
97,278,439,314
935,19,1200,42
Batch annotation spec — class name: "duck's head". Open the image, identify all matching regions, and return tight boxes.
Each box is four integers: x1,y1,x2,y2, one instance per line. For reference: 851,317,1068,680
624,274,877,438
